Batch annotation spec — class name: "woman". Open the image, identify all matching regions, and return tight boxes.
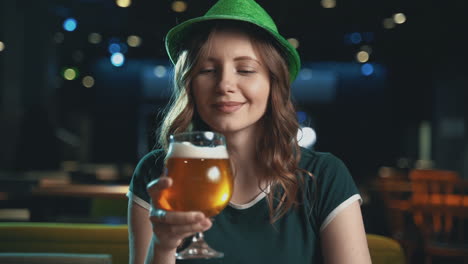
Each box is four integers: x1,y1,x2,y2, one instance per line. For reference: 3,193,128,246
127,0,372,263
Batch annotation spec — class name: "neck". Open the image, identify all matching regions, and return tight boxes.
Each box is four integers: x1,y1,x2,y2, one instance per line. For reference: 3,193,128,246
224,127,261,178
226,132,256,165
223,128,269,204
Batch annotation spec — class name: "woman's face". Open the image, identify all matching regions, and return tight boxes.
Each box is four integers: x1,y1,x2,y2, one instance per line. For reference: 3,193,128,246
191,29,271,136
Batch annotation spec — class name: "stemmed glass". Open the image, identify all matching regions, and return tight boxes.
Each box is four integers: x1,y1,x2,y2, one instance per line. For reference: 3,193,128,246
154,131,233,259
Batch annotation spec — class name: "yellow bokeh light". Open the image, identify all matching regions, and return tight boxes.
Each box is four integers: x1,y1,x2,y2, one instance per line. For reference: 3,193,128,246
0,41,5,52
127,35,142,47
356,51,369,63
172,1,187,12
393,13,407,24
82,76,95,88
287,38,300,49
63,68,77,80
116,0,131,8
321,0,336,8
383,18,395,29
88,33,102,44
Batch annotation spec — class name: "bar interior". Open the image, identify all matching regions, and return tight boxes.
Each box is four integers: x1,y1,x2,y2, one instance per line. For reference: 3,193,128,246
0,0,467,263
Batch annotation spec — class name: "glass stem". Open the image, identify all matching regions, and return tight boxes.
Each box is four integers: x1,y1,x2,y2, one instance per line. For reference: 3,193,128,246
192,232,204,243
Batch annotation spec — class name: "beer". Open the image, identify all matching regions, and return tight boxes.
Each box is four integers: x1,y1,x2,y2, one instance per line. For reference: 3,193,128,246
155,142,234,217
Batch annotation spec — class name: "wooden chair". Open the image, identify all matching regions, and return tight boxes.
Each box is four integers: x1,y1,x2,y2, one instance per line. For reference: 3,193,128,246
375,167,417,264
409,169,468,264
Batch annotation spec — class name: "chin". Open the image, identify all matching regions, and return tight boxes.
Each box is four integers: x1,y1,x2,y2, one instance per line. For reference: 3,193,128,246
206,122,239,134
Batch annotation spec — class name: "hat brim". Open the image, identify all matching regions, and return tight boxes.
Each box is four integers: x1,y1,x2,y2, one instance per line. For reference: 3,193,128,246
165,15,301,82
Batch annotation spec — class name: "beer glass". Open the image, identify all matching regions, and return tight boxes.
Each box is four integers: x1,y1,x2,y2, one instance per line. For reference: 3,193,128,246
154,131,233,259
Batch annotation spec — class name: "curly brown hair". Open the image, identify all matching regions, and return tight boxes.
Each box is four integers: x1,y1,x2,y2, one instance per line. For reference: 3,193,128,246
158,21,306,223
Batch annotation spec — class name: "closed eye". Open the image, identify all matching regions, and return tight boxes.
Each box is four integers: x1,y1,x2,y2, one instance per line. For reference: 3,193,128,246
199,68,216,74
238,70,256,75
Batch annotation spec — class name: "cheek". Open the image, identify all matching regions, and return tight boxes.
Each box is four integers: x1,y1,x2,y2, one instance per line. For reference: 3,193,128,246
192,83,206,108
249,82,270,108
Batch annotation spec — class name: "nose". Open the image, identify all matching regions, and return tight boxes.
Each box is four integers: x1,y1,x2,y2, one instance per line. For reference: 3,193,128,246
216,67,235,94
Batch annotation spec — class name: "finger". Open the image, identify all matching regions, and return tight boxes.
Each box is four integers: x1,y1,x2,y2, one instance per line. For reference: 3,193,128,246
147,177,172,194
150,211,206,225
156,219,212,238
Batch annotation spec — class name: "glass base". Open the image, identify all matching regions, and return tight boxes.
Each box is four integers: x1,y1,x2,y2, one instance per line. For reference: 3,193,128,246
175,233,224,259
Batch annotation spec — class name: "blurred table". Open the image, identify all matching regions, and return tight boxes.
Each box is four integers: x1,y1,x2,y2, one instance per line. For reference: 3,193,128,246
31,184,129,200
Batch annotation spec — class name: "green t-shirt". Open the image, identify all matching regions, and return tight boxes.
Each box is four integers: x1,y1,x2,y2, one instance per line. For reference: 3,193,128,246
127,148,361,263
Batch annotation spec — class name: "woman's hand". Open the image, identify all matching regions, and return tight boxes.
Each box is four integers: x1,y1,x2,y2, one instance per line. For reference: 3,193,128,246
147,177,212,253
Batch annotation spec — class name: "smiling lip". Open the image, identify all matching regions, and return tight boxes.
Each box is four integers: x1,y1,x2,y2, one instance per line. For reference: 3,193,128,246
214,102,244,113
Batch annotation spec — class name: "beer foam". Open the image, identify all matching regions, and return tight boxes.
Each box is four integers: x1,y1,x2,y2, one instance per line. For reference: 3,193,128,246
168,142,229,159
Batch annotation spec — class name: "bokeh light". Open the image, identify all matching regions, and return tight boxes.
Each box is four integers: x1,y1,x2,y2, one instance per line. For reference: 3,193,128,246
297,127,317,149
383,18,396,29
153,66,167,78
0,41,5,52
111,53,125,67
287,38,300,49
63,68,78,80
393,13,407,24
108,43,121,54
350,32,362,44
82,76,95,88
88,33,102,44
356,51,369,63
361,63,374,76
296,111,307,124
321,0,336,8
116,0,131,8
63,18,77,32
127,35,142,47
172,1,187,12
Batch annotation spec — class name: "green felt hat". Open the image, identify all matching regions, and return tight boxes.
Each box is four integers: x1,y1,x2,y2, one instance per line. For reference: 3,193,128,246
165,0,301,82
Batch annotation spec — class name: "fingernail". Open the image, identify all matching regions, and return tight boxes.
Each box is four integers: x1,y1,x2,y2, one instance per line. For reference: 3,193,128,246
201,219,212,229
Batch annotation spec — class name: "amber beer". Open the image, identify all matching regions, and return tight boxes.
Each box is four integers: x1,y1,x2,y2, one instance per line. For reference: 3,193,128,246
155,142,234,217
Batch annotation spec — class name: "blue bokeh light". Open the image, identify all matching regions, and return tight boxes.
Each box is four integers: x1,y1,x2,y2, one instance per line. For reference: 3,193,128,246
63,18,77,32
350,32,362,44
108,43,121,54
296,111,307,124
361,63,374,76
110,53,125,67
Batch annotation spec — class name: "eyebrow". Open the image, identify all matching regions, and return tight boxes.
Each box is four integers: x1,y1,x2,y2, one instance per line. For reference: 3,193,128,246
203,56,262,65
234,56,261,64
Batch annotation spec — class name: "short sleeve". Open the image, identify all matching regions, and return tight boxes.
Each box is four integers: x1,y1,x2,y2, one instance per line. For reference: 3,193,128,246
126,149,165,210
303,152,362,232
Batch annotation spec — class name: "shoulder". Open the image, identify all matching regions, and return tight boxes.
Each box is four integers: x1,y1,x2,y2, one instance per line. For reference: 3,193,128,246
299,148,348,174
299,148,355,195
134,149,165,174
128,149,166,205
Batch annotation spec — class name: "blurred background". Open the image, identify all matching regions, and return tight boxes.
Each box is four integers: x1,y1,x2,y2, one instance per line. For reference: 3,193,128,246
0,0,467,263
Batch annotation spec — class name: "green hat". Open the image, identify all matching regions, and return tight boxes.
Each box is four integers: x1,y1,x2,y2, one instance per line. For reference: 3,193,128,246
165,0,301,82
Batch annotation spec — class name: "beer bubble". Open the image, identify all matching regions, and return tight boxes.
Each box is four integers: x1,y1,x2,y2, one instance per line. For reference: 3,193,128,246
207,166,221,182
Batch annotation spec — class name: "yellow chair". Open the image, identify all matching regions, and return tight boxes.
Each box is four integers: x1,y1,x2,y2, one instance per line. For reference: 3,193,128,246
0,222,405,264
367,234,406,264
0,222,128,264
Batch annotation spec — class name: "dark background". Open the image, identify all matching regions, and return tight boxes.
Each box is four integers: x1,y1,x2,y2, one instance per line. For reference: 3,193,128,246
1,0,467,184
